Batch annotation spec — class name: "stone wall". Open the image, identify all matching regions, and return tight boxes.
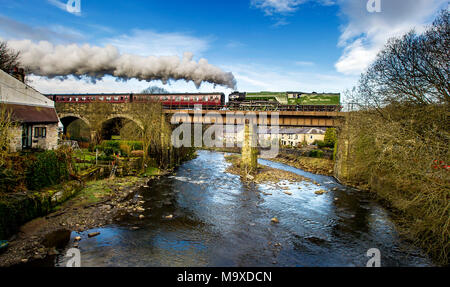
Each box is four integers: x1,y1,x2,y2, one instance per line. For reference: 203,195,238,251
8,126,22,153
333,117,351,183
31,123,59,150
0,181,83,240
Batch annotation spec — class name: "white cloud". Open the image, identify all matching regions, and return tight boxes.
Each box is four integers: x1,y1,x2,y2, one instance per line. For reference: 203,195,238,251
102,29,211,57
251,0,335,15
223,63,357,94
252,0,305,15
334,0,448,75
0,15,85,43
47,0,82,16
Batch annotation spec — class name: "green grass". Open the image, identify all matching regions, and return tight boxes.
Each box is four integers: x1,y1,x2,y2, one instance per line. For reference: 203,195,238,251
74,149,97,162
74,179,113,206
141,166,160,177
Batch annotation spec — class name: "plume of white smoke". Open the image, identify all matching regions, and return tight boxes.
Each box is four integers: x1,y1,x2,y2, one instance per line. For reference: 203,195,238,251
7,39,237,89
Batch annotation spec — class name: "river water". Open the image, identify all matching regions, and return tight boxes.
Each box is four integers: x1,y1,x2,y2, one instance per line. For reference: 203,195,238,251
56,150,432,267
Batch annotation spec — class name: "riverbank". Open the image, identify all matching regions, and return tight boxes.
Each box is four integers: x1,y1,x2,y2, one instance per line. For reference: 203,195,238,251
0,174,163,267
200,147,335,176
271,152,334,176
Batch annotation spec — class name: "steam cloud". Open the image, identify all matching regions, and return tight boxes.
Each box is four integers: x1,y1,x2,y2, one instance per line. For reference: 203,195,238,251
7,39,237,89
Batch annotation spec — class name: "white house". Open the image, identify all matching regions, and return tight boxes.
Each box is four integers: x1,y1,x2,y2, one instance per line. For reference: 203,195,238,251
0,69,60,152
219,125,326,147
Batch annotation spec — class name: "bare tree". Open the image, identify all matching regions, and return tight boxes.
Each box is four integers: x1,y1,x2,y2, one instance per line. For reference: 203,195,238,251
0,41,21,73
360,10,449,108
129,100,171,168
141,86,169,94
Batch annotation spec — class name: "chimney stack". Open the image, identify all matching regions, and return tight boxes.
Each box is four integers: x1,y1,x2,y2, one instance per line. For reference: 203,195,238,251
11,66,25,83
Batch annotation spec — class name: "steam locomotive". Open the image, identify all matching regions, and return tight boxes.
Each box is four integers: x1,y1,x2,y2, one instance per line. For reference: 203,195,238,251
45,91,341,111
228,91,341,112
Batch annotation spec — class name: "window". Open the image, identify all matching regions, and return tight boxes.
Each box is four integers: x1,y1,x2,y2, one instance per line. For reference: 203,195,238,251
34,127,47,138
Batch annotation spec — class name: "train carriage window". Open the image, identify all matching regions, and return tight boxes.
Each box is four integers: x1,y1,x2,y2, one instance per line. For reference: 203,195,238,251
114,96,120,101
99,97,104,101
81,97,86,101
75,97,79,102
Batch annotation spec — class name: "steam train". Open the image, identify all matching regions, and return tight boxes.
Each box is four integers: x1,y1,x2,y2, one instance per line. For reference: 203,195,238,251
45,91,341,111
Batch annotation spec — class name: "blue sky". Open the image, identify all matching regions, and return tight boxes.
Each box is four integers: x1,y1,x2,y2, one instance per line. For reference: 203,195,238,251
0,0,447,100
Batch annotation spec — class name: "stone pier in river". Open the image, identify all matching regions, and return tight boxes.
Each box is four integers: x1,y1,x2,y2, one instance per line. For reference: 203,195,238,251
241,119,258,173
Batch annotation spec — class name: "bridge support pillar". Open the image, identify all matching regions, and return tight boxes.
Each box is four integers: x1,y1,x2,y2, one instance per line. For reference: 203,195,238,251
241,119,258,174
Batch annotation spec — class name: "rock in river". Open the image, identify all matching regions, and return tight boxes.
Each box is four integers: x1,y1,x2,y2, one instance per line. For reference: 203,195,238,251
271,217,279,223
88,232,100,238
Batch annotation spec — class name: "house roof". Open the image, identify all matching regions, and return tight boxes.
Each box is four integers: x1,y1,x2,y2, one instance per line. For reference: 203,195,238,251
4,104,59,124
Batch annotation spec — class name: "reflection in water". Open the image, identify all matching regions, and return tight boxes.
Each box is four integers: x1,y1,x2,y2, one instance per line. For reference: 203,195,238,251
57,151,432,267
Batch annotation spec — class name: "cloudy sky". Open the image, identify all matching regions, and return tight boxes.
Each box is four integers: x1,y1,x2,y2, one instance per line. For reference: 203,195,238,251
0,0,447,101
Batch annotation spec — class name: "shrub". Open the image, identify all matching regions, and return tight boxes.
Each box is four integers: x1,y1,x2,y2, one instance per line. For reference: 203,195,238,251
25,150,70,190
324,128,337,147
314,140,329,149
97,154,114,161
103,140,120,150
103,147,114,156
309,150,324,158
120,143,131,157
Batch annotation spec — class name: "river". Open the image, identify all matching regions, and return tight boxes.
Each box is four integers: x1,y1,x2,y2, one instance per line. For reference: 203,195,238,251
56,150,432,267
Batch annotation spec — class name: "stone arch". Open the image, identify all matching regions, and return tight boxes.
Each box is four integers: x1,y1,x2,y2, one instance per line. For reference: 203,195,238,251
104,114,143,130
59,113,92,136
100,114,143,140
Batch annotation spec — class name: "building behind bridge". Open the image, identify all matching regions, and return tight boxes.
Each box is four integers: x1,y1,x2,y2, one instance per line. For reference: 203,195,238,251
221,126,326,147
0,69,60,152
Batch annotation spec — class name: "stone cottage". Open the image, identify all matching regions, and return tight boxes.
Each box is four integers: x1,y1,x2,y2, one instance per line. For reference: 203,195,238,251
0,69,60,152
